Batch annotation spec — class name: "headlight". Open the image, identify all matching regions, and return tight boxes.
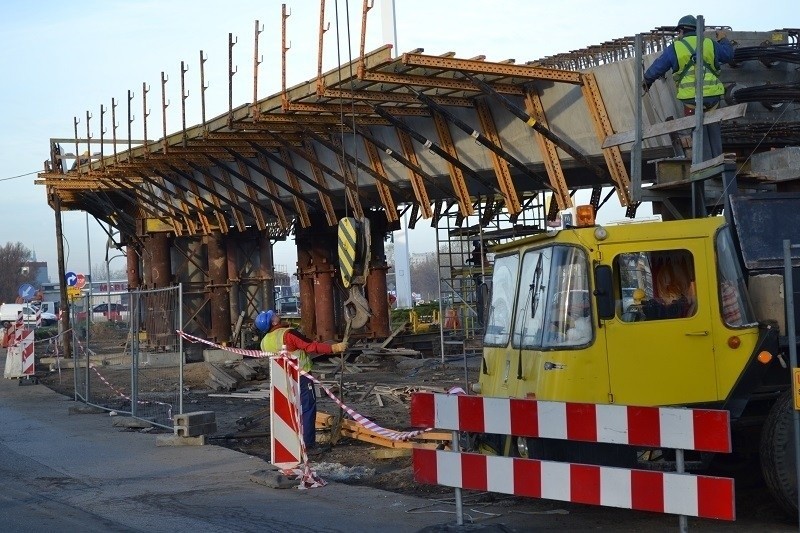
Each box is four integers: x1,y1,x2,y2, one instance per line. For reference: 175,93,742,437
516,437,529,458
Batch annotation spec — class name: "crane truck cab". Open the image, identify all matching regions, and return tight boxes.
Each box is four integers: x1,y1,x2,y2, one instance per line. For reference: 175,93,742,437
476,196,798,514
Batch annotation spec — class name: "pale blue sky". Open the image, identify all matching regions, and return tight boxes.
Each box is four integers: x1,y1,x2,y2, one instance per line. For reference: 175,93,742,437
0,0,793,279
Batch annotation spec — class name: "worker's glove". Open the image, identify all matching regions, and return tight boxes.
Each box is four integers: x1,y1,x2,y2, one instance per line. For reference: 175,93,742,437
331,341,348,353
641,79,652,95
715,29,727,41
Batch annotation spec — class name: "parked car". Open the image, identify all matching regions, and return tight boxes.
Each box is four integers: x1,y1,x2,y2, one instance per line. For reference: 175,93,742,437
0,303,57,327
76,302,129,322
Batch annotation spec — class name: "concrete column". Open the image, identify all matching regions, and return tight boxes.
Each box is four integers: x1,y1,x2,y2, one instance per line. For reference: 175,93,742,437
367,242,391,338
310,243,336,342
207,233,231,344
296,239,315,336
126,242,141,291
226,236,240,322
149,233,171,288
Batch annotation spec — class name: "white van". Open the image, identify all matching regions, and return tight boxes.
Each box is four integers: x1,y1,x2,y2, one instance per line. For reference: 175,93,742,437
0,303,57,327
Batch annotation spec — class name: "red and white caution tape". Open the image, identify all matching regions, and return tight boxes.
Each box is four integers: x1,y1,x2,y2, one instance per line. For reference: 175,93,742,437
177,330,431,442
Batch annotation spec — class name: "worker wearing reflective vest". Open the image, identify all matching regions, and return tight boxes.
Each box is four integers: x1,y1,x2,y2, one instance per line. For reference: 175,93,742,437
643,15,734,158
256,309,347,452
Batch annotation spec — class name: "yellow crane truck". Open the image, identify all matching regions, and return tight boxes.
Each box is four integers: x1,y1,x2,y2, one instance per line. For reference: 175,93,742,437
474,194,800,515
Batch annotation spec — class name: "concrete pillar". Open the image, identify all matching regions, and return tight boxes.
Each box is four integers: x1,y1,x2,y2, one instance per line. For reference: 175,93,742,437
149,233,171,288
367,235,391,339
296,239,315,337
126,242,141,291
310,243,336,342
144,232,171,348
226,236,240,322
207,233,231,344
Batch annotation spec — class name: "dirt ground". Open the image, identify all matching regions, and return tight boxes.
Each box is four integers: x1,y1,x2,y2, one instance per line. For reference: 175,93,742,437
34,339,800,531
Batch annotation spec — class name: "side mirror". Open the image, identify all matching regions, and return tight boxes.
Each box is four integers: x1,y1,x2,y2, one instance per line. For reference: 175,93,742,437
593,265,615,320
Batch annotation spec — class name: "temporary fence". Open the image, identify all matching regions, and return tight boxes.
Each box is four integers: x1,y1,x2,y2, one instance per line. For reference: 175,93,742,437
71,285,183,429
410,392,735,528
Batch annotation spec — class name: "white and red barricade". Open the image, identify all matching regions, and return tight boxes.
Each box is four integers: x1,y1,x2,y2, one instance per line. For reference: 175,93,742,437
4,327,34,379
410,392,735,521
14,310,24,346
20,329,35,375
270,353,303,469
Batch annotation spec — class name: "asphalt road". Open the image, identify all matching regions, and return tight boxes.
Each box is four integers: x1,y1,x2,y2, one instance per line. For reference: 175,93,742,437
0,368,457,532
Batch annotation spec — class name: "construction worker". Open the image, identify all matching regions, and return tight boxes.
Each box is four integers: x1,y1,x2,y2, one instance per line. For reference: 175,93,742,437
642,15,734,159
256,310,347,453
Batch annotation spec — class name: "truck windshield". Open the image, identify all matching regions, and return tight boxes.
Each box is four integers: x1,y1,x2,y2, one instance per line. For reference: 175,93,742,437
484,253,519,346
484,244,592,349
511,245,591,349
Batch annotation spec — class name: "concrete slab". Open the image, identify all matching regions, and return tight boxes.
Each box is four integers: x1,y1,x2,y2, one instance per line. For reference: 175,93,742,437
155,434,206,446
203,349,242,363
249,468,298,489
141,351,181,367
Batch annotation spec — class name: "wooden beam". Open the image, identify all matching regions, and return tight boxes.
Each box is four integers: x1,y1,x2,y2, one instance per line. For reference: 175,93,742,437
602,103,748,148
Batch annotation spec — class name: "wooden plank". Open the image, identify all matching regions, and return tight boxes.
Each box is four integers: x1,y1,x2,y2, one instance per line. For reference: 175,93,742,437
380,323,408,349
602,103,748,148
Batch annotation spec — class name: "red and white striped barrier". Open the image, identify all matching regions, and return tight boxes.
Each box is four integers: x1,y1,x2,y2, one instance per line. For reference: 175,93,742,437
413,449,734,520
35,306,42,328
20,329,35,376
270,354,303,469
14,310,24,346
410,393,731,453
410,393,735,521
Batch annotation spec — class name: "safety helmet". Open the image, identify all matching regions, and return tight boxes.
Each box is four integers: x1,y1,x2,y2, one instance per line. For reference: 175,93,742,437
676,15,697,31
255,310,275,331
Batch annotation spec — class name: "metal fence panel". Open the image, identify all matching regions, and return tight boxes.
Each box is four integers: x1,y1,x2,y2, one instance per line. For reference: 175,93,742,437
131,285,183,428
69,285,183,430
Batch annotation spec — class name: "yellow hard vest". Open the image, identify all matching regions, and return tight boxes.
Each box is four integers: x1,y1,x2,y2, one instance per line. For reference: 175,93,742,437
672,36,724,101
260,327,312,371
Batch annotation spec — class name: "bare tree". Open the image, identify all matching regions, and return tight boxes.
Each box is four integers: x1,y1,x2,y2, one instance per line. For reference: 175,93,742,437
411,254,440,301
0,242,35,302
91,262,128,281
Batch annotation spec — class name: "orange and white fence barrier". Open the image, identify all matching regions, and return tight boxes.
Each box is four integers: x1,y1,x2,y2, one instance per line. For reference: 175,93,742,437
410,392,735,525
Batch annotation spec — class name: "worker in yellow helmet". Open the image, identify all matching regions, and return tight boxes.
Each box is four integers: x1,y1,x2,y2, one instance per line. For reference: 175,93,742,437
642,15,734,159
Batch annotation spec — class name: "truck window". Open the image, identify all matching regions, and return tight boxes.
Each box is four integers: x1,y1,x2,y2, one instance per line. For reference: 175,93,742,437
484,253,519,346
616,249,697,322
716,227,757,327
512,245,591,349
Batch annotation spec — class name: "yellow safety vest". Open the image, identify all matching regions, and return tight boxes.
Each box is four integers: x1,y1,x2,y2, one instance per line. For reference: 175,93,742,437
260,327,312,371
672,36,724,101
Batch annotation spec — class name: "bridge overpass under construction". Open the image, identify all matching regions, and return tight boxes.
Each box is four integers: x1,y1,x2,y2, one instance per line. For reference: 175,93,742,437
36,7,800,354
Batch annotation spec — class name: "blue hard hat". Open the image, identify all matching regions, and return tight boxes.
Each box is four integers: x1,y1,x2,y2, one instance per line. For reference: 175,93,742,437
255,310,275,332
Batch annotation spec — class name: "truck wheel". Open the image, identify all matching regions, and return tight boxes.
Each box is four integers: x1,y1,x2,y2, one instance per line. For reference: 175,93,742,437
760,390,799,517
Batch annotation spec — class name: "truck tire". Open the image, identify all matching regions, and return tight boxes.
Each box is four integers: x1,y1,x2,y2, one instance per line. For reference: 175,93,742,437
760,390,799,517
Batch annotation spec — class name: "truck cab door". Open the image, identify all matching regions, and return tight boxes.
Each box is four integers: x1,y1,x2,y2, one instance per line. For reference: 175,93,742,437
600,240,717,406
